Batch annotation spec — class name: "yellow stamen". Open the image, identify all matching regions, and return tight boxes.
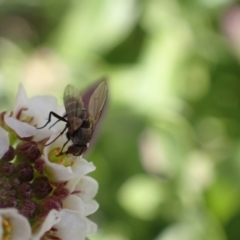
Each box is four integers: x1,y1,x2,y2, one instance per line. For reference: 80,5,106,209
2,218,11,240
49,148,74,167
19,115,33,123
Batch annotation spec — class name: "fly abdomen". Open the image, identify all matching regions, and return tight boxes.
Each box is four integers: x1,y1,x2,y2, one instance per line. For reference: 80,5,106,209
72,127,92,145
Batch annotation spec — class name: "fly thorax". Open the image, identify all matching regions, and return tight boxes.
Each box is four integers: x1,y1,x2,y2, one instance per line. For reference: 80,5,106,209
80,109,88,120
81,119,90,128
69,117,83,131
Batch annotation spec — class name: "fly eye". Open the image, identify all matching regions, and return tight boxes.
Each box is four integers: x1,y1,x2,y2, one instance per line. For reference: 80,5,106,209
67,145,81,156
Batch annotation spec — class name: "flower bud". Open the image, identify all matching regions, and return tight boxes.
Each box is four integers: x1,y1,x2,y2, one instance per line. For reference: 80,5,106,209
32,177,53,199
18,182,33,199
19,199,37,218
53,186,70,199
41,197,62,216
5,197,17,208
34,157,45,174
11,178,21,187
0,176,11,191
0,162,15,176
17,141,41,163
1,146,15,161
16,163,34,182
0,200,5,208
9,189,16,197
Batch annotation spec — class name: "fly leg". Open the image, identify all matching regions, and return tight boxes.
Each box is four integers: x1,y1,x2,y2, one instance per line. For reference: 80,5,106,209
37,111,68,129
45,124,68,146
48,114,67,129
56,139,70,156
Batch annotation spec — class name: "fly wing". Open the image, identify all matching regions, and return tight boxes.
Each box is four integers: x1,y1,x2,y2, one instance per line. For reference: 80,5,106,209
88,81,108,129
64,84,84,132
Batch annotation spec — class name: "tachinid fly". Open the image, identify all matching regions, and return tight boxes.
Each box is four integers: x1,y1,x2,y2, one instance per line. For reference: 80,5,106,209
38,80,108,156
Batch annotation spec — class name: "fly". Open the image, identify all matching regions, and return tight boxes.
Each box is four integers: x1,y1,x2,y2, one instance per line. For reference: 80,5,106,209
38,80,108,156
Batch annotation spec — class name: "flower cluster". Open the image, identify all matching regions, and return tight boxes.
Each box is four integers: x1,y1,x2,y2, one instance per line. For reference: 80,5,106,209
0,84,99,240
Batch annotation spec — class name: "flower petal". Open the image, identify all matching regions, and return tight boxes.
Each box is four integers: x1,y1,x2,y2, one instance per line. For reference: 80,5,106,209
45,157,95,182
12,83,29,118
28,96,65,129
86,218,98,235
0,127,9,158
54,210,97,240
62,195,85,213
31,209,60,240
84,200,99,216
0,208,31,240
71,158,96,177
44,133,96,181
64,177,99,215
74,176,99,201
4,115,36,138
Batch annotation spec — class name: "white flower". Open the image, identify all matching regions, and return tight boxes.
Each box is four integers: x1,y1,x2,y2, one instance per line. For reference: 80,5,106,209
3,83,64,140
4,111,36,139
0,126,10,158
31,210,60,240
0,208,31,240
43,132,96,182
31,210,96,240
64,176,99,216
0,82,101,240
54,210,97,240
4,84,36,138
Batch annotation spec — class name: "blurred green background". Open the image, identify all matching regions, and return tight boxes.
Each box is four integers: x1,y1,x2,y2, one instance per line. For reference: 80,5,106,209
1,0,240,239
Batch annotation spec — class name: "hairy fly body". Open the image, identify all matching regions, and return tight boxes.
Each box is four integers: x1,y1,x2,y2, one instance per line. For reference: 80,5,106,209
38,80,108,156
